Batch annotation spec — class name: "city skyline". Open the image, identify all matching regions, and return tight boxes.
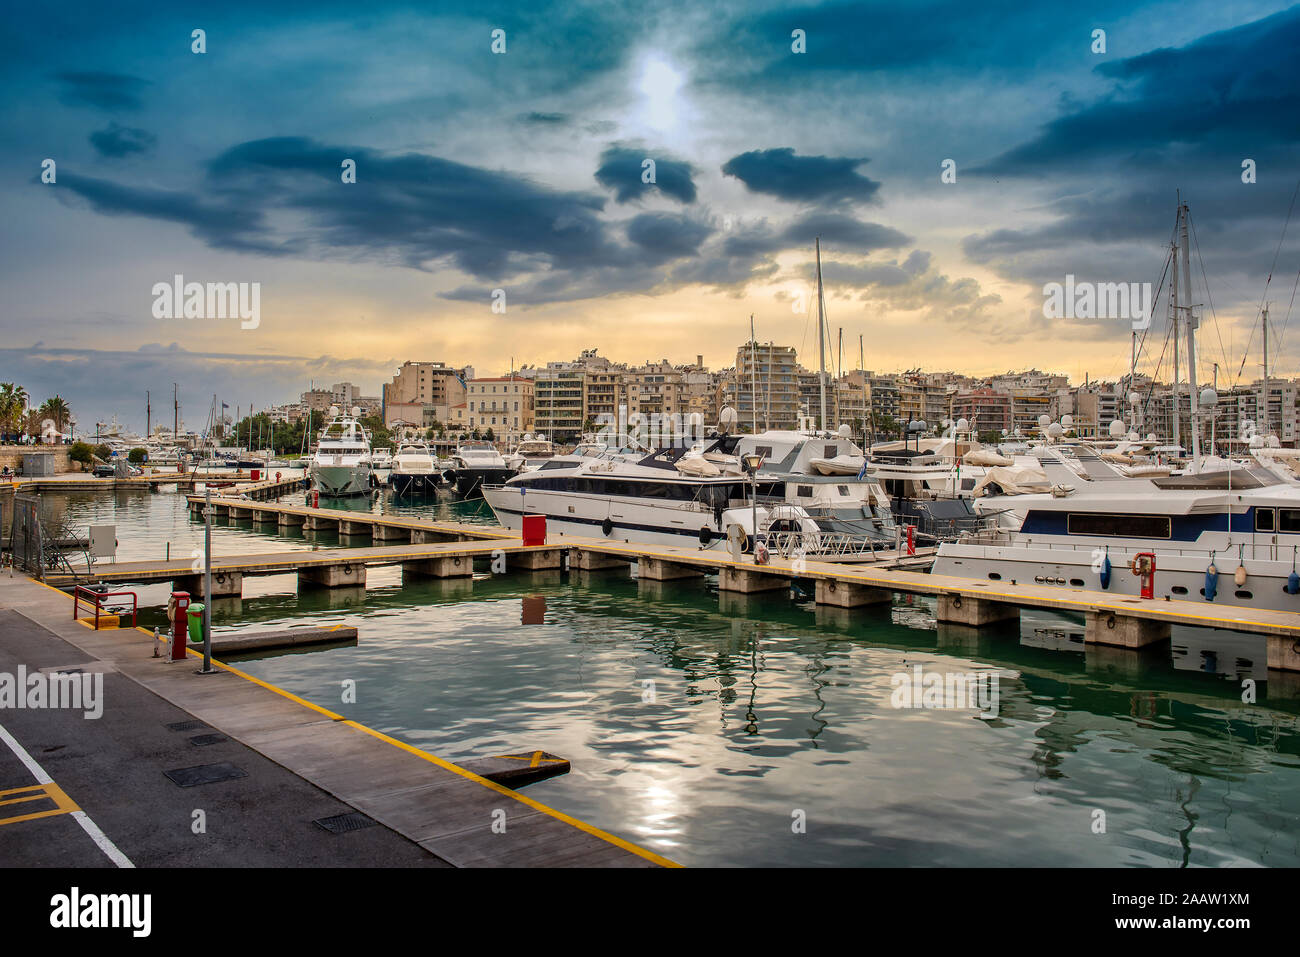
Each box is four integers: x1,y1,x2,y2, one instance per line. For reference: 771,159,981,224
4,2,1300,429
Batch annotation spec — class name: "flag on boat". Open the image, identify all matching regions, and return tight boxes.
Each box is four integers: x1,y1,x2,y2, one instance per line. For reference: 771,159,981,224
857,460,869,480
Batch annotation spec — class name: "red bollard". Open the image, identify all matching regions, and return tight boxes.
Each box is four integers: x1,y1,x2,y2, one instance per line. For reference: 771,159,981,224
1132,552,1156,599
906,524,916,557
170,591,191,660
276,471,282,482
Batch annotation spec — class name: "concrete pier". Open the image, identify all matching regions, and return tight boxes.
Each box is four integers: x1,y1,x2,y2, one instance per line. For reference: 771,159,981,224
936,592,1020,627
637,556,704,581
403,555,474,578
1267,634,1300,672
815,579,892,608
718,566,788,594
299,562,366,589
175,570,243,598
337,519,373,537
1084,610,1171,648
569,548,628,571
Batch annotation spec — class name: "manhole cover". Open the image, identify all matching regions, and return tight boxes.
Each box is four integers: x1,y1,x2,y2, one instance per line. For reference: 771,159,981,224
164,763,247,787
188,734,228,747
313,812,376,834
166,720,207,732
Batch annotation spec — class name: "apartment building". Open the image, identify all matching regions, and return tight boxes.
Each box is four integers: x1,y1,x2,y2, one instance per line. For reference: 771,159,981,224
467,376,534,434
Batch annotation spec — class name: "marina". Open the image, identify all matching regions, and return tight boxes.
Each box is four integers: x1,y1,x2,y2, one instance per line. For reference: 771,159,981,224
3,0,1298,913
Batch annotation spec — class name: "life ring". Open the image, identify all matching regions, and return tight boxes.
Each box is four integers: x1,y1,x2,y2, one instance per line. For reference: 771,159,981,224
602,517,614,537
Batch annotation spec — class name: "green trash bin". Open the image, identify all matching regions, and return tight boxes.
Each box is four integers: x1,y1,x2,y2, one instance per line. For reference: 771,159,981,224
187,603,205,643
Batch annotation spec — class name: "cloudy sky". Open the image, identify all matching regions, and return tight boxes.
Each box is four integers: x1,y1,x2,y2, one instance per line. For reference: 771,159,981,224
2,0,1299,433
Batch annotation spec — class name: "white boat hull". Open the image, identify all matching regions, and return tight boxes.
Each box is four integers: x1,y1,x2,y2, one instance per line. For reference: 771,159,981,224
310,462,370,496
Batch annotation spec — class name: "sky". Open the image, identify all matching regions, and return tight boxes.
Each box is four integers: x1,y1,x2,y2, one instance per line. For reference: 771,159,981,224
2,0,1300,434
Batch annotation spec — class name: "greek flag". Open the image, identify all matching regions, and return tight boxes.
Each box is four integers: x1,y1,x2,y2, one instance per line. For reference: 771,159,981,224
857,459,869,480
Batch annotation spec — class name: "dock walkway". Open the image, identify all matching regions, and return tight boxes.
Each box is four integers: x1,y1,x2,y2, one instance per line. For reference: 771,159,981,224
0,574,673,867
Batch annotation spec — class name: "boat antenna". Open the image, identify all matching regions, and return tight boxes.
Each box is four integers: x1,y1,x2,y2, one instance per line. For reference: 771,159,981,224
816,238,827,433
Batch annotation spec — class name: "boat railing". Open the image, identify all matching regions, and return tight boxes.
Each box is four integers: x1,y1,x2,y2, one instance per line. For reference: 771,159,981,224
764,529,882,561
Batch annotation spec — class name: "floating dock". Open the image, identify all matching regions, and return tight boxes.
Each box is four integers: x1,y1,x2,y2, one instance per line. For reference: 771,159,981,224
48,493,1300,671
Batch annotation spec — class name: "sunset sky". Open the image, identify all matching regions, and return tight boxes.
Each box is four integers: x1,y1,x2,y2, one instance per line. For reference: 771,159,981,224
3,0,1299,432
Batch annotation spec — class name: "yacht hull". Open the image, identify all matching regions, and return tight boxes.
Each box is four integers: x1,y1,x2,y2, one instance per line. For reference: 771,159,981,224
390,471,440,496
934,543,1300,614
310,462,370,496
453,467,516,497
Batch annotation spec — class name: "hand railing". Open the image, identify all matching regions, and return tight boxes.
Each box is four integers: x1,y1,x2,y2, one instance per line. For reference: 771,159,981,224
73,586,138,630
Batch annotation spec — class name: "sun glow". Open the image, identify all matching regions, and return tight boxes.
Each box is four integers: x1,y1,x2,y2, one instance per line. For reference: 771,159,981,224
638,56,684,130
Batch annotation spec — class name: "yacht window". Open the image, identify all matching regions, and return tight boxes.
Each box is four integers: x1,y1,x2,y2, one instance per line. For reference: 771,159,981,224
837,485,849,495
1256,508,1277,532
1280,509,1300,533
824,445,839,458
755,445,773,458
961,479,976,490
797,485,813,498
1066,513,1171,538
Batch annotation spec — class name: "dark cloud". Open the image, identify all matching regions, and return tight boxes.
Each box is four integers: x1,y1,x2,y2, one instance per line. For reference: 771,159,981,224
721,148,881,204
625,212,713,264
52,71,149,110
976,7,1300,175
520,111,569,125
88,122,156,158
594,145,697,204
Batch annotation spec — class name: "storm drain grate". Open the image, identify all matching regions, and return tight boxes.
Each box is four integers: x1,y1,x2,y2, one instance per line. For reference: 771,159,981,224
166,720,207,732
164,763,247,787
188,733,228,747
313,812,376,834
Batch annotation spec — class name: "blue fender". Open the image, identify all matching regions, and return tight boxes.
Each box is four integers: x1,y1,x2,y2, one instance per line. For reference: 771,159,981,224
1099,554,1112,590
1288,571,1300,595
1204,564,1219,602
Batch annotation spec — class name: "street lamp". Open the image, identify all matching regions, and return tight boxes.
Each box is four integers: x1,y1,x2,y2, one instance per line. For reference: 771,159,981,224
741,452,765,560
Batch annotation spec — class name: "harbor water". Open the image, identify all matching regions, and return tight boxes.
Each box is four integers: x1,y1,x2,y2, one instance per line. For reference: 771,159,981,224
33,487,1300,867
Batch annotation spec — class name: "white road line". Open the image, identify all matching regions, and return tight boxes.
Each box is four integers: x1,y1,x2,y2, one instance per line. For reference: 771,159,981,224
0,718,134,868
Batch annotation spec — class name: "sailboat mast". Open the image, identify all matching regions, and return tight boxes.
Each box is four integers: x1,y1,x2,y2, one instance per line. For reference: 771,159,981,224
750,314,758,435
1181,201,1200,468
1263,304,1271,439
816,238,827,432
1170,222,1180,455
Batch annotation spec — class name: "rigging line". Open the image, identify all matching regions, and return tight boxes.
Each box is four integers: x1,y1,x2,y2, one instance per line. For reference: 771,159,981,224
1240,175,1300,379
1187,209,1233,390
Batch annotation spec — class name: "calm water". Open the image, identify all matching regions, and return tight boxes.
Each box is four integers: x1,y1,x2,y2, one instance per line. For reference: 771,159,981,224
37,489,1300,867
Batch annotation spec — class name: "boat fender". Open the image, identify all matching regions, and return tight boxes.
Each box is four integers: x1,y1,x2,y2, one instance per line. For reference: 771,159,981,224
1289,572,1300,596
602,517,614,537
699,526,713,546
1235,565,1247,586
1098,549,1112,590
1204,563,1218,602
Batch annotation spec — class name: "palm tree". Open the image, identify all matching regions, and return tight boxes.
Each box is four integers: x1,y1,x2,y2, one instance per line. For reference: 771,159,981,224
38,396,71,441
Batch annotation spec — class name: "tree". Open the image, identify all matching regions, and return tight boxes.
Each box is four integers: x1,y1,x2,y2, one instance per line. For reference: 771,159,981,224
0,383,28,441
977,430,1003,445
92,444,111,462
127,447,147,464
37,395,71,438
69,441,94,470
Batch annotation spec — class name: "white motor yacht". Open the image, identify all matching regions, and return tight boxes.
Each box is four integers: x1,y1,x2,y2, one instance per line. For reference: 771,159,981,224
308,406,372,496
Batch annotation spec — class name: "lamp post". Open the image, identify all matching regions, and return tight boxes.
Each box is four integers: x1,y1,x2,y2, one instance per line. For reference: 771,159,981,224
741,452,764,560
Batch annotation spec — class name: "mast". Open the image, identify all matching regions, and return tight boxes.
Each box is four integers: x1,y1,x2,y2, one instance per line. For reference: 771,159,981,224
146,390,151,437
173,383,178,437
749,314,758,434
1263,304,1271,439
1180,200,1200,469
1170,214,1180,456
816,237,827,432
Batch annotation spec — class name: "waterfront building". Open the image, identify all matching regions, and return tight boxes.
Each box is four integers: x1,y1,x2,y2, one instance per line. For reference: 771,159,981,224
467,375,534,435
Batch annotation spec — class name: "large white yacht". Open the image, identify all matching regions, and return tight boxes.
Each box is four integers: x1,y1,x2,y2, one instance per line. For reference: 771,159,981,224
933,446,1300,612
483,446,893,560
444,441,515,496
308,406,372,496
504,434,557,473
389,437,440,496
